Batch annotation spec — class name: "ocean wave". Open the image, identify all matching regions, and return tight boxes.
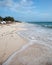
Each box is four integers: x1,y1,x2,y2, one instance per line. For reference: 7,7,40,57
17,23,52,46
28,22,52,29
42,24,52,28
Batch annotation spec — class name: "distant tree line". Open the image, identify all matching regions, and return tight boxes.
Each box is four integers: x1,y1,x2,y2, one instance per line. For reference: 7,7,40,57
0,16,15,23
0,16,15,21
0,16,21,24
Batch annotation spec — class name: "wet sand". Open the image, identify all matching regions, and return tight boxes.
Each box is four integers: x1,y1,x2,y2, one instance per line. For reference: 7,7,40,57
0,22,28,64
3,43,52,65
0,22,52,65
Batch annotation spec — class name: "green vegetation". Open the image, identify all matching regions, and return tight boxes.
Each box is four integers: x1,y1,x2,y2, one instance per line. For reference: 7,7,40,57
0,16,3,21
3,16,14,21
0,16,20,24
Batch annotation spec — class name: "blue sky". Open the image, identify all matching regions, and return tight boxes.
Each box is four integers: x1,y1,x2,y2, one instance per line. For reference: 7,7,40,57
0,0,52,22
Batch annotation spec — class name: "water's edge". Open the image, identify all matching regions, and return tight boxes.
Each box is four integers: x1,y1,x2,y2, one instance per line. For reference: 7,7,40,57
2,22,52,65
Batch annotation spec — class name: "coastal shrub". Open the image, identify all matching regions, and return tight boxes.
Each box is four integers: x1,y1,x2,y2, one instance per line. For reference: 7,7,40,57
0,16,3,21
3,16,14,22
0,16,20,24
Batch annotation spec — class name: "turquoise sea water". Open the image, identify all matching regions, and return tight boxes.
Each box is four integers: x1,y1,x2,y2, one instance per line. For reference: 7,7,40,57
28,22,52,28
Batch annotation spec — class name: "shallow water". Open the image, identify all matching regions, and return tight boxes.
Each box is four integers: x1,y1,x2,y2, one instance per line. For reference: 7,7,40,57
18,23,52,46
2,23,52,65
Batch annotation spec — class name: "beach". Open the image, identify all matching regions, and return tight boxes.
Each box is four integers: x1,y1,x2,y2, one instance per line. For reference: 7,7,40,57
0,22,28,64
0,0,52,64
0,22,52,65
3,44,52,65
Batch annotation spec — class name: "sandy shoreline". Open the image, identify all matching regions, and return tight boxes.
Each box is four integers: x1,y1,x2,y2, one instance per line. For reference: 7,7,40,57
0,22,28,64
3,43,52,65
0,22,52,65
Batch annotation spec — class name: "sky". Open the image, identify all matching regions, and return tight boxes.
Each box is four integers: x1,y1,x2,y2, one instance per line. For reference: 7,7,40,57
0,0,52,22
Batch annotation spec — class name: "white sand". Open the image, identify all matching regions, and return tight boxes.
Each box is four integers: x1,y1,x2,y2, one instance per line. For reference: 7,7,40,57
0,22,28,64
0,22,52,65
3,44,52,65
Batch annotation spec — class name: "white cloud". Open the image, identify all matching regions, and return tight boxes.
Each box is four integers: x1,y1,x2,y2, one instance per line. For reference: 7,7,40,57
0,0,36,13
21,0,27,2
